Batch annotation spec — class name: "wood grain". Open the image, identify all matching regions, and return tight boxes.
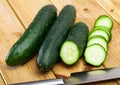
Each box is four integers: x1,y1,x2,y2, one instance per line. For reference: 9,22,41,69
0,0,120,85
96,0,120,24
0,0,55,84
0,74,5,85
7,0,52,28
0,76,5,85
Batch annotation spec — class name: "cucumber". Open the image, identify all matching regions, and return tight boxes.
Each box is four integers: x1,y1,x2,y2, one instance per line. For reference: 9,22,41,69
94,15,113,29
87,35,108,51
37,5,76,71
5,5,57,66
60,22,89,65
84,44,106,66
84,15,113,66
93,26,111,37
88,28,110,42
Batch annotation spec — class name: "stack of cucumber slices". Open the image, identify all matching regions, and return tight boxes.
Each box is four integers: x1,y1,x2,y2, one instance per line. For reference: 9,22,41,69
84,15,113,66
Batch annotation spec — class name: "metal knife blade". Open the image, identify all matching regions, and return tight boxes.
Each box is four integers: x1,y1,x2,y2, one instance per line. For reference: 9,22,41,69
10,67,120,85
65,67,120,85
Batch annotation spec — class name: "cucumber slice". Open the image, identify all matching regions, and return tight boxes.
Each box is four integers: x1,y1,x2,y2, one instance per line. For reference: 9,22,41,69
60,41,80,65
84,44,106,66
88,28,110,42
93,26,111,37
87,35,108,51
94,15,113,29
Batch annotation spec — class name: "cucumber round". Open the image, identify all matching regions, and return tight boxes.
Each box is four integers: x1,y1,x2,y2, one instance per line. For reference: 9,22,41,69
84,44,106,66
93,26,111,37
94,15,113,29
87,35,108,51
88,28,110,42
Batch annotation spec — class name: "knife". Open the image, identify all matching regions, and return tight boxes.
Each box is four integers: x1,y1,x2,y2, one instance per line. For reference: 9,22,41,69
10,67,120,85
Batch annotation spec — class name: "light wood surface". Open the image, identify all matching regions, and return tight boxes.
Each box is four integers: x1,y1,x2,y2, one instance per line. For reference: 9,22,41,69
0,0,120,85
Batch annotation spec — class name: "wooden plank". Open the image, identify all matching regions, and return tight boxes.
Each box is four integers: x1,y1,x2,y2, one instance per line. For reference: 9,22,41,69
50,0,120,84
0,0,55,84
96,0,120,24
7,0,52,28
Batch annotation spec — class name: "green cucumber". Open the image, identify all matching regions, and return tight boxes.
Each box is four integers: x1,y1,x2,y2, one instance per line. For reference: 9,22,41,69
37,5,76,71
87,35,108,51
88,28,110,42
93,26,111,37
60,22,89,65
5,5,57,66
94,15,113,29
84,44,106,66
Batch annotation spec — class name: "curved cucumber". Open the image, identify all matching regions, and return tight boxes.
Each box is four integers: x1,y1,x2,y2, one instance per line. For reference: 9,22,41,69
5,5,57,66
60,22,89,65
37,5,76,71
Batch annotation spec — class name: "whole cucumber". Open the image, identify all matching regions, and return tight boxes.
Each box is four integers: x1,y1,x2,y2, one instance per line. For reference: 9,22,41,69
5,5,57,66
37,5,76,71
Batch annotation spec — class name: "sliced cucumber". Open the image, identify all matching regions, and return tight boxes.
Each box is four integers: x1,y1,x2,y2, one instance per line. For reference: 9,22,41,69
93,26,111,37
88,28,110,42
60,41,79,65
94,15,113,29
87,35,107,51
84,15,113,66
84,44,106,66
60,22,89,65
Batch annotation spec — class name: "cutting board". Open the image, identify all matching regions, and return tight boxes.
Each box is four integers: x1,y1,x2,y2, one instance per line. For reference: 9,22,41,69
0,0,120,85
51,0,120,84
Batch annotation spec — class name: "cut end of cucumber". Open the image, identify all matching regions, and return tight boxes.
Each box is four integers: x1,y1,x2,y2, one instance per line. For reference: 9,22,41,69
94,15,113,29
60,41,80,65
84,44,106,66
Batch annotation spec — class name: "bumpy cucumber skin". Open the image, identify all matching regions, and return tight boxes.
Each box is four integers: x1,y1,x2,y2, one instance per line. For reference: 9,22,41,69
66,22,89,57
5,5,57,66
37,5,76,71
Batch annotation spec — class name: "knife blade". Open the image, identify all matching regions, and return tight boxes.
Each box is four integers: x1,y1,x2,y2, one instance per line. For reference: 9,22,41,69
10,67,120,85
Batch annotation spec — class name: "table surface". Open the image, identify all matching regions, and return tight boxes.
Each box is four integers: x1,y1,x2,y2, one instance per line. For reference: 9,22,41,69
0,0,120,85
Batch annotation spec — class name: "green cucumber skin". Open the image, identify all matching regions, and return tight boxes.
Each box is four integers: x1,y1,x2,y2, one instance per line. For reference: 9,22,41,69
5,5,57,66
37,5,76,71
66,22,89,57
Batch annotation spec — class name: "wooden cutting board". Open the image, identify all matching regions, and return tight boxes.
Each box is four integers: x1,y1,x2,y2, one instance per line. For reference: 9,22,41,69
0,0,120,85
51,0,120,84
